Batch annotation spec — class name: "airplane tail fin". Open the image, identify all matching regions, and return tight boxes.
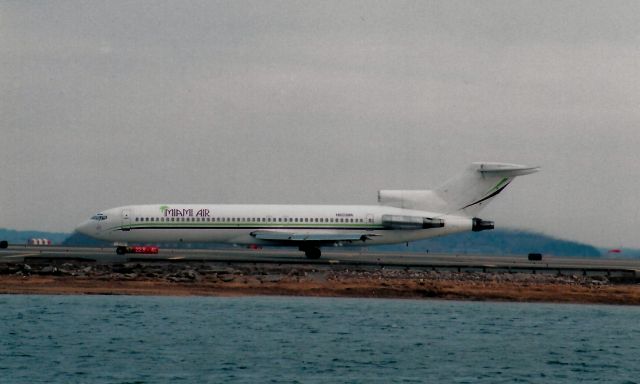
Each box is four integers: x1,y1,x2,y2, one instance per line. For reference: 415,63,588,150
378,162,539,217
435,162,539,216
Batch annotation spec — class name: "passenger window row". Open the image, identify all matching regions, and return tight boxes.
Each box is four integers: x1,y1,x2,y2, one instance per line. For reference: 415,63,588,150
134,217,370,223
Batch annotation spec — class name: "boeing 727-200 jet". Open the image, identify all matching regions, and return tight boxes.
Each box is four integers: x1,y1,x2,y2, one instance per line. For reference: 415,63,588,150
75,162,538,258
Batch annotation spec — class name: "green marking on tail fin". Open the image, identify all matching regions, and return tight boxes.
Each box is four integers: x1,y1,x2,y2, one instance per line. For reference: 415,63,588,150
488,177,509,195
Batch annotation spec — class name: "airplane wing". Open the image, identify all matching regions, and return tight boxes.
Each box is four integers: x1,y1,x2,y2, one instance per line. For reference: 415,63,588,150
250,230,377,243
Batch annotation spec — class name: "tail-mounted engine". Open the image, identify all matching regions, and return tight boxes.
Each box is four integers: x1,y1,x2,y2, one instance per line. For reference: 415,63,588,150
381,215,445,230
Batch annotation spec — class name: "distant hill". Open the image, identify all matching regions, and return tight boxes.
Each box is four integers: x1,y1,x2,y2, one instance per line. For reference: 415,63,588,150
0,228,613,257
62,232,111,247
371,229,602,257
0,228,70,245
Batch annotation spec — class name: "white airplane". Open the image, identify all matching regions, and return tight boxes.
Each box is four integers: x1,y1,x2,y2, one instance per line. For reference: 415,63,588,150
75,162,538,258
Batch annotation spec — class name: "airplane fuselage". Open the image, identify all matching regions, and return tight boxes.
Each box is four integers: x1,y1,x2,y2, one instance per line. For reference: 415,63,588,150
77,204,473,246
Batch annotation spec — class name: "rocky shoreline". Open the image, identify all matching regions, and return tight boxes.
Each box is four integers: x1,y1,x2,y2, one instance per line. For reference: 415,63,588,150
1,261,640,305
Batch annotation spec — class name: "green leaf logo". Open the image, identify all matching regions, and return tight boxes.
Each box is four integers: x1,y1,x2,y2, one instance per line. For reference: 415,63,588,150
160,205,169,214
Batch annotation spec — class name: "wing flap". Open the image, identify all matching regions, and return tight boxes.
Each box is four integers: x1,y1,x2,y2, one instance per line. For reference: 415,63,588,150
251,231,375,243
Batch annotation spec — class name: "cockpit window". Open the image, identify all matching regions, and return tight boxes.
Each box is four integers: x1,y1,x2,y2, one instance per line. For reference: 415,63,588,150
90,213,108,221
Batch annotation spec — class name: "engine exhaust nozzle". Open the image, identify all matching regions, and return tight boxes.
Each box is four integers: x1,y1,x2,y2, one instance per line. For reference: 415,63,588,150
472,218,494,232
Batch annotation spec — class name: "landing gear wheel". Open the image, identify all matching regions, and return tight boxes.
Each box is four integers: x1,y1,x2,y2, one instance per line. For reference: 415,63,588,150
0,240,7,249
116,246,126,255
303,247,321,259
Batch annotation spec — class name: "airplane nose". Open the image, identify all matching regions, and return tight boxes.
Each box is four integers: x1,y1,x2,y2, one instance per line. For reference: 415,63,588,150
75,220,93,236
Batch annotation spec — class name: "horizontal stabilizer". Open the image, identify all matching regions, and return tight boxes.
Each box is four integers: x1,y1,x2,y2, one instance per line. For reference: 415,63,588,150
477,163,539,176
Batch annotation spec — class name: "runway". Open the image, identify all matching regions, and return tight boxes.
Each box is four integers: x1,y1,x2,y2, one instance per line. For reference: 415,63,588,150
1,245,639,278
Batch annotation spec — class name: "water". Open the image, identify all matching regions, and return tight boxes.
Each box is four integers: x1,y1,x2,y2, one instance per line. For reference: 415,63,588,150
1,296,639,383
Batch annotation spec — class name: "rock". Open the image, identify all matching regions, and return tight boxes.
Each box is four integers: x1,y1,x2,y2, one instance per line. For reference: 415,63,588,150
181,270,198,280
112,264,135,274
210,268,239,275
39,266,57,274
167,276,192,283
220,275,235,282
259,275,282,283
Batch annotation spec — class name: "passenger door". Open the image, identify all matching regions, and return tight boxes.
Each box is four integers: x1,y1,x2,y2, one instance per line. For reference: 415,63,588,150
121,209,132,231
366,214,374,225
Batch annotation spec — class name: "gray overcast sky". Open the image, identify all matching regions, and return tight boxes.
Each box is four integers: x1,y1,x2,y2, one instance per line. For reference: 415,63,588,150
2,1,640,247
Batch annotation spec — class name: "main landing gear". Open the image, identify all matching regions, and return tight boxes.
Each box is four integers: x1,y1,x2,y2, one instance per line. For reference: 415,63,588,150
300,246,321,259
